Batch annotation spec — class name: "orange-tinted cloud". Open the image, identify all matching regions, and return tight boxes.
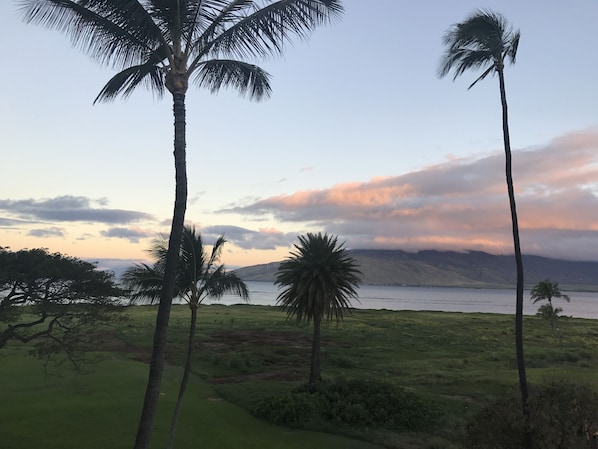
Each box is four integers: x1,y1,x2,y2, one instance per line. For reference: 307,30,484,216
225,128,598,260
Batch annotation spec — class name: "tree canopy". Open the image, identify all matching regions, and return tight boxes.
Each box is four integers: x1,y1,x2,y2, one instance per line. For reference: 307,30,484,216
439,8,520,89
0,247,124,371
122,225,249,308
276,232,361,384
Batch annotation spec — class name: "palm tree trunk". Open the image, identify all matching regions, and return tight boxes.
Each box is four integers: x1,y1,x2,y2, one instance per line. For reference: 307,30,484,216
310,316,322,385
548,299,555,329
166,303,198,449
498,69,531,449
134,91,188,449
0,330,10,349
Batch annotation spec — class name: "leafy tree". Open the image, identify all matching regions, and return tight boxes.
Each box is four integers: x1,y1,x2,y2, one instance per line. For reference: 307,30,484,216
467,381,598,449
531,279,570,329
438,10,531,448
275,233,361,385
18,1,343,446
0,247,124,372
122,225,249,449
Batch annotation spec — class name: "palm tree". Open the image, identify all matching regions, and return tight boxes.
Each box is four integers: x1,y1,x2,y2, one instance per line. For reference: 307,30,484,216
275,232,361,385
122,225,249,449
535,302,562,322
438,9,531,448
531,279,570,328
18,1,343,447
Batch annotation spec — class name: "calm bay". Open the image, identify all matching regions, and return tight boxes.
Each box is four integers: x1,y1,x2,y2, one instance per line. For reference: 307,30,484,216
212,281,598,319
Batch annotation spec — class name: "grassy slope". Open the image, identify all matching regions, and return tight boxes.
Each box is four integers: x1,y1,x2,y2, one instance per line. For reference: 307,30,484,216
2,304,598,448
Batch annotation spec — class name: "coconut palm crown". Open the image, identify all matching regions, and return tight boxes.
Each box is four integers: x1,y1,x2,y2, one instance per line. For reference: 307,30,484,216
276,232,361,384
19,0,343,102
530,279,570,306
122,225,248,308
438,9,520,89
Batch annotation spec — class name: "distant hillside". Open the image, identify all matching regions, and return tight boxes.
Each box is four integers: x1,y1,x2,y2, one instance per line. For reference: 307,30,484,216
233,250,598,290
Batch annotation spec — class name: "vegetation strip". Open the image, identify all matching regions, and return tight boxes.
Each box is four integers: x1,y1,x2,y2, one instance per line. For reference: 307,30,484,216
3,304,598,448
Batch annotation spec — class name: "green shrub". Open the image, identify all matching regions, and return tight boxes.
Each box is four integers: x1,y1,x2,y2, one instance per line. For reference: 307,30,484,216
252,378,439,432
251,392,323,427
466,380,598,449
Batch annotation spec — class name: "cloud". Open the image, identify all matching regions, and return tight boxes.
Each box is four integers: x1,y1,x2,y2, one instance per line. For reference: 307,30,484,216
202,225,295,250
221,128,598,260
86,257,150,278
188,191,207,206
0,196,153,224
100,227,154,243
27,227,65,238
0,217,34,227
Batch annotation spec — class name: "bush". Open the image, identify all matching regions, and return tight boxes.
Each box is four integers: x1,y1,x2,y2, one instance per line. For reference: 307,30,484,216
252,378,439,432
251,392,323,427
466,380,598,449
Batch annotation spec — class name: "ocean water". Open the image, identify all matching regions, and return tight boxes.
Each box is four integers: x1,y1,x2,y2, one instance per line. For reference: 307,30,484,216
211,281,598,319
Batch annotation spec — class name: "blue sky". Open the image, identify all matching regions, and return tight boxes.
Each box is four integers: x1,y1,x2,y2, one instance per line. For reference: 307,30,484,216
1,0,598,271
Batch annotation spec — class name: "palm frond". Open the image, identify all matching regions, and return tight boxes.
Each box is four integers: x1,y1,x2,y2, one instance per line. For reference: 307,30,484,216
121,263,164,304
207,235,227,265
203,270,250,302
18,0,166,69
194,0,258,44
146,232,170,266
197,0,343,61
192,59,271,100
467,65,494,90
94,60,166,103
439,48,493,79
506,30,520,64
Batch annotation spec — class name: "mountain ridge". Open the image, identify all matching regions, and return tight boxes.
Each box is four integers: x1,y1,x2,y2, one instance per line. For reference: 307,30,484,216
233,249,598,290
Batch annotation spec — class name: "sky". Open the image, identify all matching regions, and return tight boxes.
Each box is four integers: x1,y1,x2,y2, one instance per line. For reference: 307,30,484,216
1,0,598,273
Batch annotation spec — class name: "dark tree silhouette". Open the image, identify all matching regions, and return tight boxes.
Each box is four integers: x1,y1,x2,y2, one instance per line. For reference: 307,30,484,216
439,9,531,449
531,279,570,329
276,232,361,384
122,226,248,449
0,247,123,371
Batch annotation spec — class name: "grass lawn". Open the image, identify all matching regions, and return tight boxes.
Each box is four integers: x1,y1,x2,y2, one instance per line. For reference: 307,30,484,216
2,304,598,448
0,345,382,449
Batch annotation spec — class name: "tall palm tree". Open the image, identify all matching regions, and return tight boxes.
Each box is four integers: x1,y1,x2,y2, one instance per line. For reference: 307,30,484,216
275,232,361,385
438,9,530,449
122,225,249,449
18,1,343,447
530,279,570,328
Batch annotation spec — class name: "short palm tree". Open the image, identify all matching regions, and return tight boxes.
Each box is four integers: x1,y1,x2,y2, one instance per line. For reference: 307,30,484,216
531,279,570,328
275,232,361,385
18,1,343,446
438,9,531,448
122,225,249,449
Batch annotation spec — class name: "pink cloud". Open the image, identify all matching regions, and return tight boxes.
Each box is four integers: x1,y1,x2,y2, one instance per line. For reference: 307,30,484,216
224,128,598,260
